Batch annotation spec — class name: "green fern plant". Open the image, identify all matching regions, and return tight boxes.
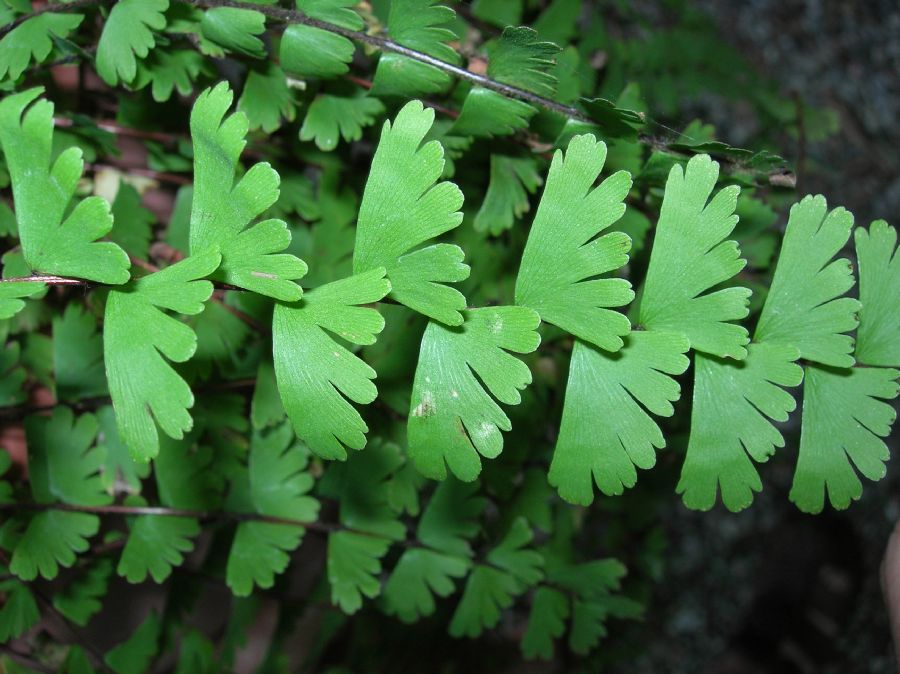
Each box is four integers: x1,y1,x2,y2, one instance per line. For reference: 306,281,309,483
0,0,895,671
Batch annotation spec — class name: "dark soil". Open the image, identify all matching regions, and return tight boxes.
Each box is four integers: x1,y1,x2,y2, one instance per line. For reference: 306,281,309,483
616,2,899,672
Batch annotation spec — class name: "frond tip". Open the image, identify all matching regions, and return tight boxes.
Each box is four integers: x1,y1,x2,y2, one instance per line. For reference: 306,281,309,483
638,154,750,359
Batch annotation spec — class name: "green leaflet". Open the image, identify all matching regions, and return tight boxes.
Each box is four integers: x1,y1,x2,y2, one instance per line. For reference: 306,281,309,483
638,154,750,359
536,557,640,657
109,182,155,261
96,0,169,86
0,88,130,284
24,407,108,507
298,0,365,27
532,0,581,44
354,100,469,325
280,0,362,79
384,0,458,63
189,299,252,377
53,303,107,402
677,343,803,512
319,439,405,540
545,558,628,597
155,435,223,511
251,359,285,429
0,576,38,642
417,478,486,557
487,518,544,586
104,250,221,462
569,595,643,654
580,97,645,141
226,424,319,596
552,45,582,104
0,280,43,320
200,7,266,59
371,52,455,98
448,564,520,638
408,306,541,481
472,0,523,26
486,27,560,98
449,518,543,638
0,450,10,503
300,94,385,151
117,435,219,584
755,195,860,368
854,220,900,367
327,530,391,613
133,49,206,102
503,468,553,532
281,24,354,79
10,408,109,580
516,134,634,351
174,630,216,674
451,87,536,138
522,587,568,660
189,82,308,301
273,268,390,460
96,406,150,495
549,331,690,505
474,154,542,235
0,342,26,407
53,558,112,626
370,0,458,97
10,511,99,582
0,12,84,81
791,365,900,513
105,612,161,674
382,549,470,622
319,445,405,614
118,511,199,584
238,62,296,133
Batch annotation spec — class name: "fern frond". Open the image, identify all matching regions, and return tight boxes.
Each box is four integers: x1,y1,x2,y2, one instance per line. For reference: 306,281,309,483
370,0,458,97
104,250,220,462
199,7,266,59
10,408,108,580
854,220,900,366
486,27,560,97
0,12,83,81
550,331,690,504
190,82,307,301
638,154,750,359
755,195,860,368
677,344,803,511
281,0,362,79
408,306,540,481
791,364,899,513
226,424,319,596
516,134,634,351
273,269,390,459
354,100,468,324
0,88,130,283
96,0,168,86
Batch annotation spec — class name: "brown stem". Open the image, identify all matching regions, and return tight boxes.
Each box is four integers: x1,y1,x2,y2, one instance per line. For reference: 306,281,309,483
0,376,261,421
0,502,410,546
86,162,193,186
1,275,84,285
5,0,793,182
55,117,185,145
181,0,589,121
0,646,56,674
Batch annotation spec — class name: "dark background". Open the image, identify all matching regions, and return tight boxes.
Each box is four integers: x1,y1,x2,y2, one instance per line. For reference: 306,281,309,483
613,2,898,672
